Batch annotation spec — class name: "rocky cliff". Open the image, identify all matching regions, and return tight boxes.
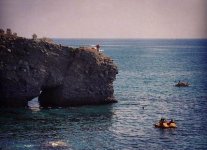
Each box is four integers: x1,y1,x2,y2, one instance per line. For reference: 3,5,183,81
0,35,118,107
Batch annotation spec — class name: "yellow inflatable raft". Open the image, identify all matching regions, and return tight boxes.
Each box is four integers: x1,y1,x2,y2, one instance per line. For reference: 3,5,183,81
154,122,177,128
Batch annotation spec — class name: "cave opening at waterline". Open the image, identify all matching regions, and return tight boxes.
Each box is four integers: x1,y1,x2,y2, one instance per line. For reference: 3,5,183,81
27,97,40,111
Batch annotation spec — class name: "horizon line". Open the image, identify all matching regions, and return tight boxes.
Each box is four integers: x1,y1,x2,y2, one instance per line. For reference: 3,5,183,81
52,37,207,40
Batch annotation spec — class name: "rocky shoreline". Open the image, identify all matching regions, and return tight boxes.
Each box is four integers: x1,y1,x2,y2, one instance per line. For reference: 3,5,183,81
0,33,118,107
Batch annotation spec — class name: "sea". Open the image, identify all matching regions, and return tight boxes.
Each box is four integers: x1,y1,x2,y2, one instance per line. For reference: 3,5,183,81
0,39,207,149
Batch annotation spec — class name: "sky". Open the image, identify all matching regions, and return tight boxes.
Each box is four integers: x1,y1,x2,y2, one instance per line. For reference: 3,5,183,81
0,0,207,39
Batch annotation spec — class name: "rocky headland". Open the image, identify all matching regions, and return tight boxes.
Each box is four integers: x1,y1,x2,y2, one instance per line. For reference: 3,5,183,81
0,33,118,107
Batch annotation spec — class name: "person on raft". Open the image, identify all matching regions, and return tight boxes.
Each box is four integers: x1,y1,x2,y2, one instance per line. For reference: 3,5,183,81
167,119,175,125
159,118,167,126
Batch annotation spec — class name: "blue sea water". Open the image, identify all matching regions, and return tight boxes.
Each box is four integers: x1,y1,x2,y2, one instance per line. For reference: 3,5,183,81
1,39,207,149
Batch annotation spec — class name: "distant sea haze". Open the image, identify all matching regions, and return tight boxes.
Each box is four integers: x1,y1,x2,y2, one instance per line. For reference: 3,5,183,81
1,39,207,149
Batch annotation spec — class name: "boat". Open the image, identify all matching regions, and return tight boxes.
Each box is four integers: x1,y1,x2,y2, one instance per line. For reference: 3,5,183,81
154,122,177,128
175,82,190,87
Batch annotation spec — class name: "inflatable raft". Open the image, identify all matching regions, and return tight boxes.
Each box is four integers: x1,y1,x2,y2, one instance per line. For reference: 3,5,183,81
154,122,177,128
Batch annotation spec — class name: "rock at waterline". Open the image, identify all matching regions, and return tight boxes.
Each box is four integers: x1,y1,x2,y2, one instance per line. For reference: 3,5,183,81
0,35,118,107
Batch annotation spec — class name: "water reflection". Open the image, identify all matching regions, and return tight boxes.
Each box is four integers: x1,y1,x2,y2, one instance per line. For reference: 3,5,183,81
0,105,115,149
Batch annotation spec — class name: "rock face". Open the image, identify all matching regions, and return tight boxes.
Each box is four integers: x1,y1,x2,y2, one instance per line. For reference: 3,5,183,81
0,35,118,107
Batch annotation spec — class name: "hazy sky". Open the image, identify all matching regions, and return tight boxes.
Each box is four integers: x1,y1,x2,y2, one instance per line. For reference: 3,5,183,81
0,0,207,38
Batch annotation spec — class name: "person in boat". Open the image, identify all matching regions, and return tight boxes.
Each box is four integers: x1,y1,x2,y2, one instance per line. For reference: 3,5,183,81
168,119,177,128
96,44,100,51
167,119,175,125
159,118,167,126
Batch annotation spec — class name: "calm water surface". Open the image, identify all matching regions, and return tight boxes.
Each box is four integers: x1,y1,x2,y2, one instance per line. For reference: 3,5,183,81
0,39,207,149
